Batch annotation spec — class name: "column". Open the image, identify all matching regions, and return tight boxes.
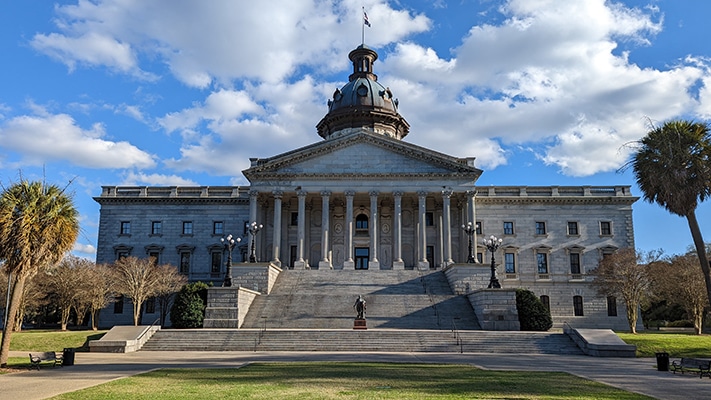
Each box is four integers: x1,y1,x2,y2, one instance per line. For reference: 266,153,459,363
294,190,308,269
417,191,429,270
392,192,404,270
442,189,453,266
369,191,380,269
248,190,259,262
271,190,283,267
343,190,355,270
466,190,478,263
319,191,333,269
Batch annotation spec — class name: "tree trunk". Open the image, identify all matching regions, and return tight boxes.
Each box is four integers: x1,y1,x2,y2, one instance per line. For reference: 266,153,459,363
61,306,71,331
133,299,141,326
626,303,637,334
686,211,711,310
0,275,26,367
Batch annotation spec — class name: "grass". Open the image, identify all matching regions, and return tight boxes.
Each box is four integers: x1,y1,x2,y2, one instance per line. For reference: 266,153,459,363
617,331,711,357
0,329,107,352
52,362,653,400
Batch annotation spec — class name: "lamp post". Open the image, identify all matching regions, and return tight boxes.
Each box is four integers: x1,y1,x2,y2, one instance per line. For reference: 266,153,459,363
247,221,264,263
483,235,503,288
221,234,240,287
461,222,477,263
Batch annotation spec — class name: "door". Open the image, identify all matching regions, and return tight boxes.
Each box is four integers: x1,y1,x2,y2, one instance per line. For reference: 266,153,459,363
355,247,369,270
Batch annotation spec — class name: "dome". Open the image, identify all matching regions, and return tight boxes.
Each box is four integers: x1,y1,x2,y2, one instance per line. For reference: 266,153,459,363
316,45,409,140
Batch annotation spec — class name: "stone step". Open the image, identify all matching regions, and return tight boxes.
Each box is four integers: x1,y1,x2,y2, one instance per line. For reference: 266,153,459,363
141,329,582,354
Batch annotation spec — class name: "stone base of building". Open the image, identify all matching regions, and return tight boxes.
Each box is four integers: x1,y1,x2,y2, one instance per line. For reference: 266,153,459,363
319,260,333,269
353,318,367,330
368,260,380,269
343,260,355,270
417,260,430,271
392,260,405,270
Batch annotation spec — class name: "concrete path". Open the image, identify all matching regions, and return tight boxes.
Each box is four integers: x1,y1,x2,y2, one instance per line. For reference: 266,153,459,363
2,351,707,399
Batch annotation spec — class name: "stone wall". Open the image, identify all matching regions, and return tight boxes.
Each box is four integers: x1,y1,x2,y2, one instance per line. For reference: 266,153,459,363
231,262,282,294
203,286,260,328
467,289,520,331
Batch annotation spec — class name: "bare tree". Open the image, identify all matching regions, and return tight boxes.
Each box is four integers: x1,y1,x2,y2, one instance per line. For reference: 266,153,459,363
43,255,90,330
649,254,708,334
590,248,662,333
85,264,113,330
153,264,187,327
111,257,162,326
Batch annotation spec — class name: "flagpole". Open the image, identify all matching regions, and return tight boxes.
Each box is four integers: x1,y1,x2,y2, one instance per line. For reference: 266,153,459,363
361,6,365,45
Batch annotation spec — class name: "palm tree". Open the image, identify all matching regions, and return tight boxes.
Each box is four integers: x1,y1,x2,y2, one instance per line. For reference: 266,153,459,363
0,180,79,367
629,119,711,311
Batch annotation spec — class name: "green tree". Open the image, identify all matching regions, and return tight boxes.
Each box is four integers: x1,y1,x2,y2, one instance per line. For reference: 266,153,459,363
515,288,552,331
0,180,79,367
629,119,711,311
170,282,209,328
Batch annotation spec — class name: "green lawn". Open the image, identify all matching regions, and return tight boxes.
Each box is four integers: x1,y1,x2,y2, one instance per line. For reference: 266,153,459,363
617,332,711,357
52,362,652,400
0,329,106,352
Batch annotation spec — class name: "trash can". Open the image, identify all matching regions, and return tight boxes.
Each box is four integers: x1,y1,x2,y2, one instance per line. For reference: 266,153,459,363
655,352,669,372
62,348,75,366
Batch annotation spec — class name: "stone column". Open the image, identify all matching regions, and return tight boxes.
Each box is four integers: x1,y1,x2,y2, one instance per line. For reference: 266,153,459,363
466,190,478,263
392,191,404,270
294,190,308,269
369,191,380,269
248,190,259,261
271,190,283,267
319,191,333,269
417,191,429,270
442,189,453,266
343,190,355,270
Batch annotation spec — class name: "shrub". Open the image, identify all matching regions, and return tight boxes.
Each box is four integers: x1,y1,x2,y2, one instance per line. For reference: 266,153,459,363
515,288,553,331
169,282,210,328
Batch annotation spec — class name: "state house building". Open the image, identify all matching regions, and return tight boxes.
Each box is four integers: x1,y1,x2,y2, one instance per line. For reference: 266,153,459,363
95,45,638,330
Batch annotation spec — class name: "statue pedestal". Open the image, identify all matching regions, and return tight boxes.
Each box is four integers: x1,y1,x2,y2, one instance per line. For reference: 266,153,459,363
353,318,367,330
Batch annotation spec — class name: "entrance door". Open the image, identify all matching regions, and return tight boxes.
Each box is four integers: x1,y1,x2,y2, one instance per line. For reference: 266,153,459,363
355,247,369,270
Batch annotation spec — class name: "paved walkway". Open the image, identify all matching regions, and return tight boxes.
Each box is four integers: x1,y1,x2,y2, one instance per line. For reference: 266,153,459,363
2,351,707,399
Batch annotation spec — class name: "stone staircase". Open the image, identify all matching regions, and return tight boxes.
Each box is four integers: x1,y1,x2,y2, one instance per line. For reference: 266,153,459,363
240,269,481,330
140,269,585,354
140,329,583,354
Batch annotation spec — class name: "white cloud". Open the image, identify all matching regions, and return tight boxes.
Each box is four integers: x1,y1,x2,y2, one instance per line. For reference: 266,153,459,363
0,112,156,169
73,242,96,255
122,172,197,186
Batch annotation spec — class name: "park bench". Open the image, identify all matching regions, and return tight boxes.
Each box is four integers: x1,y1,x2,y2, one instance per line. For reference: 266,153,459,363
670,357,711,378
29,351,63,370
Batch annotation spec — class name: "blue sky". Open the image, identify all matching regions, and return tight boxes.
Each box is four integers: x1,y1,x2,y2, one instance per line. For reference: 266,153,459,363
1,0,710,259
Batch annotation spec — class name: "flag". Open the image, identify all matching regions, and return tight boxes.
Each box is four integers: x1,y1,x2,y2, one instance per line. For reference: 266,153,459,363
363,10,371,27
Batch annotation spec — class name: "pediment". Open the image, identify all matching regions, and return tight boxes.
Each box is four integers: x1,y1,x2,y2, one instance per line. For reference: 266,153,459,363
243,131,482,181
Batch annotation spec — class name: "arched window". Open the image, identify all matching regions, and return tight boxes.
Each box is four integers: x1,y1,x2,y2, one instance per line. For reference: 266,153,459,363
356,214,368,230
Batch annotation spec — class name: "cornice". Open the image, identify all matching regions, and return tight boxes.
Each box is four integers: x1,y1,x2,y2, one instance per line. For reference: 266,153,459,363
93,197,249,206
477,196,639,206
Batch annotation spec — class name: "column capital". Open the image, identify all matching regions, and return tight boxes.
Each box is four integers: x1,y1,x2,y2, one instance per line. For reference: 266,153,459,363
465,190,477,197
393,191,404,197
344,190,356,197
417,190,428,198
297,190,308,198
320,190,332,197
272,190,283,199
249,190,260,198
441,189,453,198
369,190,379,197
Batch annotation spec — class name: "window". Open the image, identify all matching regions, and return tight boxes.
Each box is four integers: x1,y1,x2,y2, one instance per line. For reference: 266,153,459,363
600,221,612,236
425,212,434,226
213,221,224,235
536,252,548,274
116,251,130,260
567,221,579,235
356,214,368,230
607,296,618,316
182,221,193,235
535,221,546,235
290,212,298,226
504,252,516,273
179,252,191,274
573,295,584,316
475,221,482,235
113,295,124,314
569,253,581,275
503,221,514,235
120,221,131,235
148,251,160,266
476,252,483,263
211,251,222,274
145,298,156,314
151,221,162,235
540,295,550,312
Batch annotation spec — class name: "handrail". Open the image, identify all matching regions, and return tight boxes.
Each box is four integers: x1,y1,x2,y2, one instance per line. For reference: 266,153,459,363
136,318,161,343
452,319,462,353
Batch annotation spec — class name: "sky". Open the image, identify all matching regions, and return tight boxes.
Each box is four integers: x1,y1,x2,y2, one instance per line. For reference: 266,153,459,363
1,0,710,260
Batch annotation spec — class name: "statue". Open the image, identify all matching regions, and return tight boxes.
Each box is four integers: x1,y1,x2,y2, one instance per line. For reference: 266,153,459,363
353,295,366,320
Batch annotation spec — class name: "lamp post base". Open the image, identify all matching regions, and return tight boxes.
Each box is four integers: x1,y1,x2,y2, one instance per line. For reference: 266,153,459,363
488,278,501,289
